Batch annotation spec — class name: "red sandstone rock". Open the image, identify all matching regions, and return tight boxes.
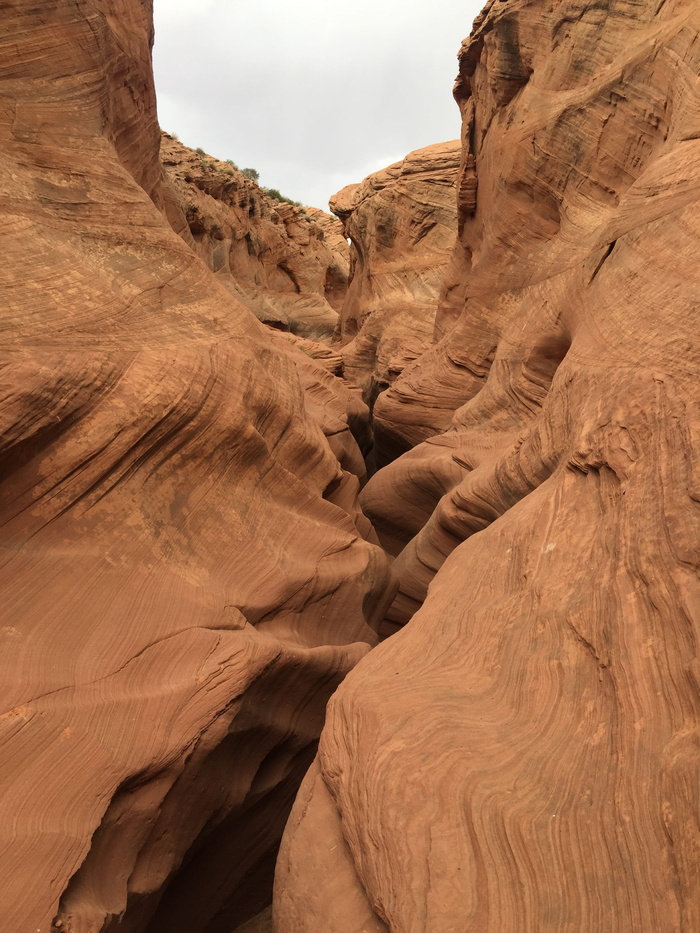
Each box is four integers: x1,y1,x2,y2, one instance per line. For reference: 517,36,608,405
161,133,349,339
329,143,459,414
276,0,700,929
0,3,393,931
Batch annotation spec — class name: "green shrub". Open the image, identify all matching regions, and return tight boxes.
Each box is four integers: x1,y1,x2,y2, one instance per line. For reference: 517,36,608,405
226,159,238,170
263,188,303,206
242,167,260,182
195,146,206,156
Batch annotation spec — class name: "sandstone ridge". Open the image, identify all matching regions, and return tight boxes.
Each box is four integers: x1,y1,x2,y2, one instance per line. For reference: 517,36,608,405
329,141,459,432
161,132,349,340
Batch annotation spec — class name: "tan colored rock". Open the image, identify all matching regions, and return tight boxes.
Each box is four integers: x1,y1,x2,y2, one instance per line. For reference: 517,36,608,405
276,0,700,930
0,2,393,931
161,133,349,339
329,143,460,419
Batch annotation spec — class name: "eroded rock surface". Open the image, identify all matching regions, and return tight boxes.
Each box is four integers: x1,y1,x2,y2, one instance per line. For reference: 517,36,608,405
161,133,349,339
0,3,393,931
329,143,459,422
276,0,700,929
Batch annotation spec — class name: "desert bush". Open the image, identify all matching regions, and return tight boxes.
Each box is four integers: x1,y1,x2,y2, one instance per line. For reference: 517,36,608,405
264,188,303,207
242,167,260,182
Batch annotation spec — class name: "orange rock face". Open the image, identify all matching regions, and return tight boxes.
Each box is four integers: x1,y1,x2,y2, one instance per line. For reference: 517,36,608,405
276,0,700,930
329,143,459,420
161,134,349,339
0,3,393,931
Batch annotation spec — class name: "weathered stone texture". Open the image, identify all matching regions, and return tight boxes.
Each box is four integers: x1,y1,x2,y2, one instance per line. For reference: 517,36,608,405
0,3,392,931
276,1,700,930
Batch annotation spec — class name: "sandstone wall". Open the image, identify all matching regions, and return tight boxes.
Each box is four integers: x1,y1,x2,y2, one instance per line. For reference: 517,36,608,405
160,134,349,339
329,143,459,425
276,0,700,929
0,3,393,931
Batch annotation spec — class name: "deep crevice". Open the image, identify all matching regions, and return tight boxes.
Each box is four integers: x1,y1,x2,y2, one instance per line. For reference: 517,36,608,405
590,239,617,281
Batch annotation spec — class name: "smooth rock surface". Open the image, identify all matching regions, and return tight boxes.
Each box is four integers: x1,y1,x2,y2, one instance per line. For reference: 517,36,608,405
0,3,393,931
276,0,700,929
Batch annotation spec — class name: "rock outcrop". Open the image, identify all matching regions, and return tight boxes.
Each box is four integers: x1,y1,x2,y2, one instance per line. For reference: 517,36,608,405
0,3,393,931
161,133,349,339
329,142,459,424
276,0,700,930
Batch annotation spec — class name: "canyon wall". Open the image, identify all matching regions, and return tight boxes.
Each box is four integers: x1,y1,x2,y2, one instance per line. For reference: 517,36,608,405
0,3,393,932
161,133,349,339
276,0,700,930
329,142,459,419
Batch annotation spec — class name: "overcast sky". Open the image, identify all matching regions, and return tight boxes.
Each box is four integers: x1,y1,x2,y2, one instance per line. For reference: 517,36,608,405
152,0,484,210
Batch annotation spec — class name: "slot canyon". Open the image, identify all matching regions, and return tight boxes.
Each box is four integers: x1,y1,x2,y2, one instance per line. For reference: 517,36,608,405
1,0,699,931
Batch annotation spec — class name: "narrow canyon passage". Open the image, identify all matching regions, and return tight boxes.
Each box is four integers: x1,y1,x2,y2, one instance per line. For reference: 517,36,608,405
2,1,700,932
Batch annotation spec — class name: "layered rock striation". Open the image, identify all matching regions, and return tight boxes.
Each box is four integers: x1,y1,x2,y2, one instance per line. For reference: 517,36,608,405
0,2,393,931
277,0,700,930
161,133,349,339
329,143,460,424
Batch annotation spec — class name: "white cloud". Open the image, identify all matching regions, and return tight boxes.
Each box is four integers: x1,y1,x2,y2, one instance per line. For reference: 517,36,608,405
153,0,483,209
155,0,220,24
